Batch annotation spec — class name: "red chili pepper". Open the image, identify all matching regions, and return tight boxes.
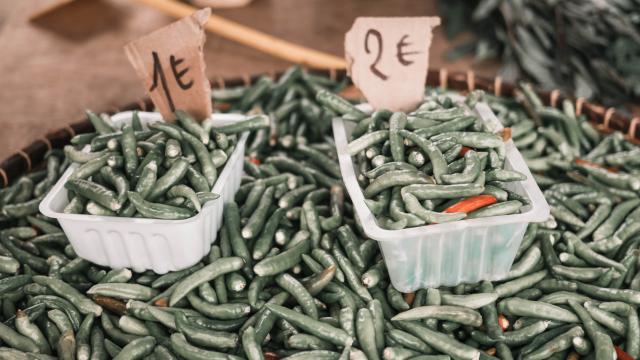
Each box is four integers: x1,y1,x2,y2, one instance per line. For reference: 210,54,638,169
403,292,416,306
249,157,261,165
497,314,510,331
264,352,279,360
485,347,497,356
459,146,472,157
154,298,169,307
575,158,618,173
616,346,635,360
444,195,497,214
501,127,512,142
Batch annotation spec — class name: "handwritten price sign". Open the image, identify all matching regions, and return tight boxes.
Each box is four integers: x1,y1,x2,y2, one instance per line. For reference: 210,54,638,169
124,9,212,122
345,17,440,112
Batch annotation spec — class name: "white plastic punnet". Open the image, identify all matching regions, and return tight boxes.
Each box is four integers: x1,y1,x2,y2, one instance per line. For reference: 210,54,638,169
40,111,247,274
333,101,550,291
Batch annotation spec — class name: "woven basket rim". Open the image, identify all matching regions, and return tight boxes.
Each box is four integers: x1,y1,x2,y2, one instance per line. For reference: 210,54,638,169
1,68,638,188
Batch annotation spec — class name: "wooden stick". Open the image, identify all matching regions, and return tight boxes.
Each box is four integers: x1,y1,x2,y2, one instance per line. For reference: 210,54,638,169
132,0,347,69
29,0,78,21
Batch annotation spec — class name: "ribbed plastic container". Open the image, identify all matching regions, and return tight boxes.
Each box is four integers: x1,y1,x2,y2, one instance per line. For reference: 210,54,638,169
40,111,248,274
333,101,549,291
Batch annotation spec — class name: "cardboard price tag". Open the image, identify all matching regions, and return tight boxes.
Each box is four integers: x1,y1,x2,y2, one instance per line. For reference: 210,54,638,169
345,17,440,112
124,8,212,122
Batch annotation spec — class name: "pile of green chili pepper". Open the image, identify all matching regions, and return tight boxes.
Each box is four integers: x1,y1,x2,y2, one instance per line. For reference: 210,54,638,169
439,0,640,105
62,110,269,220
0,66,639,359
330,91,530,229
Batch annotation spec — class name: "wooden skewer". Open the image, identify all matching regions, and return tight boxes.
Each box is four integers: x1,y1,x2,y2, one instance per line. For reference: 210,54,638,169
29,0,77,21
191,0,254,9
132,0,347,70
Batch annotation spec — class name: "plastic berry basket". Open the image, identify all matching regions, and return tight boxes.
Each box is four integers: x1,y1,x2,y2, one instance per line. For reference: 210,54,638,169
40,111,248,274
332,100,550,291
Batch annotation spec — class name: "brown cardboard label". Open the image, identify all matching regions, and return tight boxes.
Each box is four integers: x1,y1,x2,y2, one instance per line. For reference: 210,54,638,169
124,8,212,122
345,17,440,112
